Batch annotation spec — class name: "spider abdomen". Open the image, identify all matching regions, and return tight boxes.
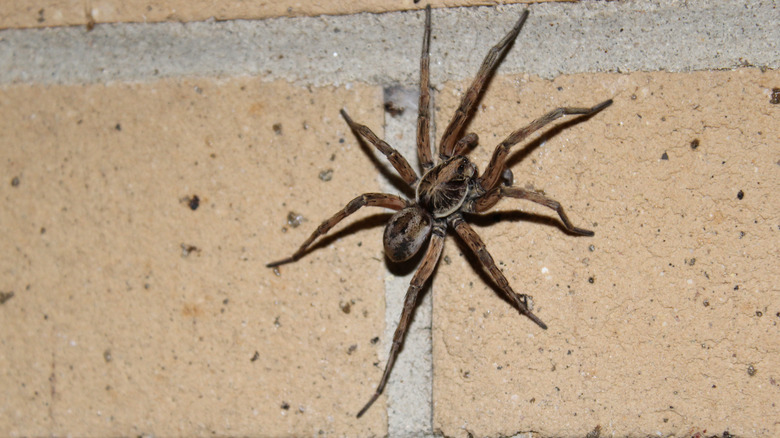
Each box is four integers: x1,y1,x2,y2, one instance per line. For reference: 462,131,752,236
417,156,477,218
383,205,432,262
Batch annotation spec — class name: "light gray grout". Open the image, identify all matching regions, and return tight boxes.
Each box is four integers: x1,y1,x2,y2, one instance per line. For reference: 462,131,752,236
0,0,776,87
379,86,434,437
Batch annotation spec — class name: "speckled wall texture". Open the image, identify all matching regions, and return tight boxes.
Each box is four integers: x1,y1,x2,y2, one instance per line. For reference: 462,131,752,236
1,0,778,437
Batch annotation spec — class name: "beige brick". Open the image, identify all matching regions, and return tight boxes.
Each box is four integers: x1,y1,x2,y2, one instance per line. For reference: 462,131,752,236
432,69,779,438
0,78,389,435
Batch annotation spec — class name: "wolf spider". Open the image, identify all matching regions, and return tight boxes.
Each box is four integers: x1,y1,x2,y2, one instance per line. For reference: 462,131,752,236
267,6,612,418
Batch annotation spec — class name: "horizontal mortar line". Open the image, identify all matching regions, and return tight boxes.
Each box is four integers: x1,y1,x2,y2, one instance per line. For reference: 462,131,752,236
0,0,776,87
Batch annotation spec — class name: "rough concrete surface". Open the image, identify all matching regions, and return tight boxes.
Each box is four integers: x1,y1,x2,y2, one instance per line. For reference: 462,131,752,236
1,1,551,29
0,0,778,437
1,1,778,87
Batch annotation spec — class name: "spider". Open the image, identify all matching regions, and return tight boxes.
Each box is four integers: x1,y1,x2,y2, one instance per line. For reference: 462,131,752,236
267,5,612,418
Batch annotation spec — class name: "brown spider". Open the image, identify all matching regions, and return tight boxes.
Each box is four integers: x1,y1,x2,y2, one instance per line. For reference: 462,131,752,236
267,6,612,418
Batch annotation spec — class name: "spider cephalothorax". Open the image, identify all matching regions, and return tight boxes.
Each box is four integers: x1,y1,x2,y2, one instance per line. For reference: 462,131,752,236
267,5,611,418
384,156,477,262
417,156,478,217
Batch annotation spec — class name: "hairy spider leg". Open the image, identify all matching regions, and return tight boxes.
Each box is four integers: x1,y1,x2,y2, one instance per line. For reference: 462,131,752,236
470,186,594,236
451,132,479,157
340,109,419,185
266,193,408,268
438,10,530,159
449,214,547,329
478,99,613,191
356,222,446,418
417,5,434,171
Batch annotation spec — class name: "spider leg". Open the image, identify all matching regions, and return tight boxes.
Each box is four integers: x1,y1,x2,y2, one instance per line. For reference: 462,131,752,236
266,193,408,268
470,186,594,236
449,214,547,329
417,5,434,170
357,222,446,418
340,109,419,185
451,132,478,157
478,99,612,191
438,10,529,159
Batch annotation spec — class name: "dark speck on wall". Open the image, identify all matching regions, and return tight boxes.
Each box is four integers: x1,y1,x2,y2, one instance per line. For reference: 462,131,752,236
690,139,699,150
319,169,334,181
737,190,744,200
0,291,14,304
660,152,669,160
180,243,200,257
384,101,405,117
770,88,780,105
286,211,305,227
115,123,121,131
187,195,200,210
273,123,283,135
11,176,20,187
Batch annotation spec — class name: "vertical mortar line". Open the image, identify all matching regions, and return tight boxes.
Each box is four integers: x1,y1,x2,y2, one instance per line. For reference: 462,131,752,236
379,86,434,436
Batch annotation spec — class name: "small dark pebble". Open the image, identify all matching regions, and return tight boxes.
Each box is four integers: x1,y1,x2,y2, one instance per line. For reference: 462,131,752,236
188,195,200,210
287,212,305,228
319,169,334,181
661,152,669,160
771,88,780,105
384,101,404,117
737,190,744,200
11,176,20,187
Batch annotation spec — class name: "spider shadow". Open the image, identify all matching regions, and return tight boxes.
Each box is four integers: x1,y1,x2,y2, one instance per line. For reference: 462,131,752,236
293,213,392,260
448,26,524,152
467,209,584,236
344,117,416,199
453,210,584,325
502,109,606,171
